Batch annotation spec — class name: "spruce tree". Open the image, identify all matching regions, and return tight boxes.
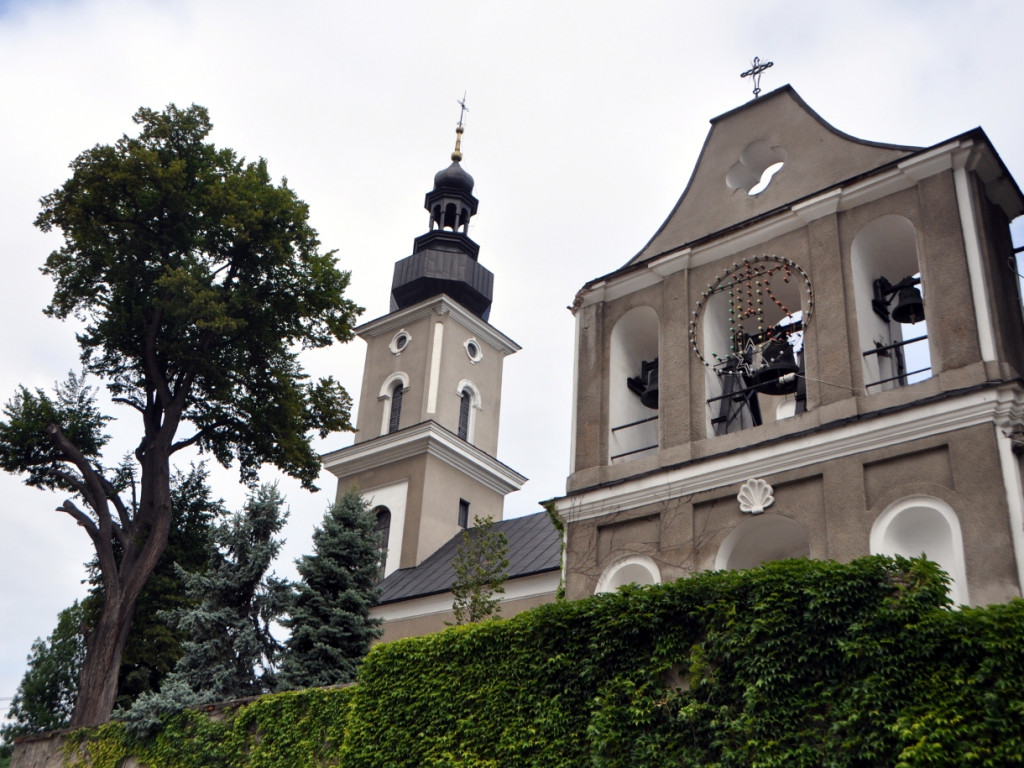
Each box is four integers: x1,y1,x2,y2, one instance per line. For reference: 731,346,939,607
278,490,382,690
121,485,290,735
0,602,85,748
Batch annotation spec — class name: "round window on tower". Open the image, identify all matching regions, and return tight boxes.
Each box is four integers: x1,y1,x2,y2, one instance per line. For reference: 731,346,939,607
464,338,482,363
389,330,411,355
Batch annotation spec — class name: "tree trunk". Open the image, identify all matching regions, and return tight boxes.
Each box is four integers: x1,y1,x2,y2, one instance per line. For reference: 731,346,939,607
69,445,174,727
68,592,137,727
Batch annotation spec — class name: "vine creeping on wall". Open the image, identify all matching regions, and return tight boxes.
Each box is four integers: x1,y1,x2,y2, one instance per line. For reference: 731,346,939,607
52,556,1024,768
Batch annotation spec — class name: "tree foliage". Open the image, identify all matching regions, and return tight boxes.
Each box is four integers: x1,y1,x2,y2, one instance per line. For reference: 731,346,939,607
121,485,290,736
35,104,360,487
278,489,383,690
0,602,86,748
450,515,509,625
0,103,360,725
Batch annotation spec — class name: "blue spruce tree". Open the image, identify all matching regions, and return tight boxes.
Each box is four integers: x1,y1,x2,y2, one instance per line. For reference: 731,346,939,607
122,485,289,735
278,489,382,689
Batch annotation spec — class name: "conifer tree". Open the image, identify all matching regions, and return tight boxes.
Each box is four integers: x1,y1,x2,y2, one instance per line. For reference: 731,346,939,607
0,602,85,747
278,490,382,690
121,485,290,735
450,515,509,624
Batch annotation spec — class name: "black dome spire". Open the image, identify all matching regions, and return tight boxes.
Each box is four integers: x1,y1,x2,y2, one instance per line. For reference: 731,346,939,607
390,115,493,320
433,159,475,195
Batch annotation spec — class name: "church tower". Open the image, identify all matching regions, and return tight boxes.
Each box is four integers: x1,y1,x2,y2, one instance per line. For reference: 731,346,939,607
555,85,1024,607
322,120,525,580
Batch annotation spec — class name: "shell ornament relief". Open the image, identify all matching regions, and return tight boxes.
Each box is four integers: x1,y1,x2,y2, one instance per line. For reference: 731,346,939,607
737,478,774,515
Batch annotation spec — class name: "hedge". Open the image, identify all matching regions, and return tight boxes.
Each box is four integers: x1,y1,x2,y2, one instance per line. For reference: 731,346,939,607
61,556,1024,767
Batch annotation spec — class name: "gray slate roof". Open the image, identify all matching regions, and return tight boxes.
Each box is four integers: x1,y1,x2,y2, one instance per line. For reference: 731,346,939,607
377,510,561,605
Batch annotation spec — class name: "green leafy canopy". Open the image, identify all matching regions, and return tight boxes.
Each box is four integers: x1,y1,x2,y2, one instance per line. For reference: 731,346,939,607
34,103,362,487
0,372,110,493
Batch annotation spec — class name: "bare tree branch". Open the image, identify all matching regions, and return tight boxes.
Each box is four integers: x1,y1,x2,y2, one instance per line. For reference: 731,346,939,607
170,428,213,455
111,397,145,414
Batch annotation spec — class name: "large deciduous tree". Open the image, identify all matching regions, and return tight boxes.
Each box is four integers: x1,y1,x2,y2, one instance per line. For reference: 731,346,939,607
0,464,224,750
0,104,360,726
278,489,383,690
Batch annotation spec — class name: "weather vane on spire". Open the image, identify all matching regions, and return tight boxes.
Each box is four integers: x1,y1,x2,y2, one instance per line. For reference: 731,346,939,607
741,57,774,99
452,92,468,162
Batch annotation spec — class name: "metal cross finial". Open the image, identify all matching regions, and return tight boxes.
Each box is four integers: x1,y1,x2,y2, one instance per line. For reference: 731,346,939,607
457,92,469,128
741,57,774,99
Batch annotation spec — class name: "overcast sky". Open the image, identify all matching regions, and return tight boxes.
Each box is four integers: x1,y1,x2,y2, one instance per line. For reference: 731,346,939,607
2,0,1023,719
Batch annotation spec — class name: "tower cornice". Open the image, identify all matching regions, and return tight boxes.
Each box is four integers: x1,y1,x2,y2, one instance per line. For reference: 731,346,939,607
321,419,528,496
356,294,521,355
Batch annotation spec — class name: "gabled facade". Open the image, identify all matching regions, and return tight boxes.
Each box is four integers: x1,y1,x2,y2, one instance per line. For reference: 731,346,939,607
555,86,1024,607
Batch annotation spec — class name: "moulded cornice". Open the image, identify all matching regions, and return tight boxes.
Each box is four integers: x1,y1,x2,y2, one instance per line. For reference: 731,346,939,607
321,420,527,496
957,142,1024,219
791,188,842,224
554,384,1024,524
356,295,521,355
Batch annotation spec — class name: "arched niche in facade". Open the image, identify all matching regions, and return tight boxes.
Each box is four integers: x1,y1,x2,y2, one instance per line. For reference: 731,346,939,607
715,514,810,571
371,505,391,581
608,306,660,464
851,215,931,392
595,554,661,594
693,257,810,437
870,495,968,605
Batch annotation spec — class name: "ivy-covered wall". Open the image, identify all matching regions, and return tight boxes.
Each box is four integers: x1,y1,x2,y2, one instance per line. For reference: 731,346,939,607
48,556,1024,767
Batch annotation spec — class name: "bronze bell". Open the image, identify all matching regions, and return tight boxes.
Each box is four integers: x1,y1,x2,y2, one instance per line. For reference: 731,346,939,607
752,336,800,396
628,359,659,409
640,360,659,410
891,284,925,324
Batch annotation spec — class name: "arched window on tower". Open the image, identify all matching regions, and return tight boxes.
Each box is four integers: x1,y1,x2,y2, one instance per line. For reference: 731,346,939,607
458,388,472,439
693,257,811,437
871,496,967,604
595,555,661,593
455,380,480,443
715,514,810,570
388,382,403,433
379,373,410,436
609,307,660,464
443,202,458,230
372,506,391,582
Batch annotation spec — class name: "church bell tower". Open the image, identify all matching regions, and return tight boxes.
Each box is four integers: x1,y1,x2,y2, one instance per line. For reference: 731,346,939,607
555,85,1024,606
322,118,525,578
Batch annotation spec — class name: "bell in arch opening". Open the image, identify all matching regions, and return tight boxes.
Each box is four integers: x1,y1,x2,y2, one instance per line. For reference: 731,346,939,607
627,358,659,409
